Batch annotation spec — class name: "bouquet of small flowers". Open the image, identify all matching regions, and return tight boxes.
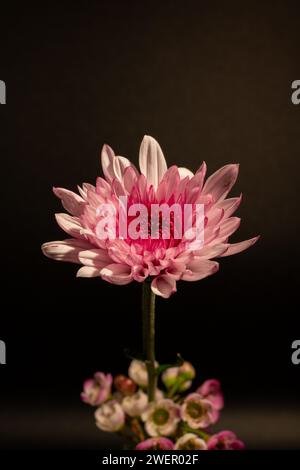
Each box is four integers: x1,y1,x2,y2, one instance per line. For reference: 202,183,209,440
81,359,245,450
42,135,258,451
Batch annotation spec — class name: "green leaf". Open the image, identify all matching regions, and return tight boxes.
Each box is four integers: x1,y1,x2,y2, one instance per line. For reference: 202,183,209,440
123,348,144,361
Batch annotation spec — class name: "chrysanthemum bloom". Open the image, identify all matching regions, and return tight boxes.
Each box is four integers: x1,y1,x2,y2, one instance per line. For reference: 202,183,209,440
80,372,112,406
175,433,207,450
94,400,125,432
114,375,137,396
181,393,217,429
42,136,259,298
141,398,181,436
197,379,224,411
135,437,175,450
207,430,245,450
122,390,148,417
162,361,195,392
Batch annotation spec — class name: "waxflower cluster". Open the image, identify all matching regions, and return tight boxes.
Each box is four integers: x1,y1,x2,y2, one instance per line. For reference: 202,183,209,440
81,360,245,450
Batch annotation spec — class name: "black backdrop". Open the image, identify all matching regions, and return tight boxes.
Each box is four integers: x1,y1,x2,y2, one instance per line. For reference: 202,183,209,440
0,0,300,450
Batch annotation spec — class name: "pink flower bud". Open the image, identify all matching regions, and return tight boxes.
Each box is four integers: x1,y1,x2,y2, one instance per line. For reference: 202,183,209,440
95,400,125,432
122,390,148,417
162,361,195,392
128,360,148,387
128,359,158,387
114,375,137,396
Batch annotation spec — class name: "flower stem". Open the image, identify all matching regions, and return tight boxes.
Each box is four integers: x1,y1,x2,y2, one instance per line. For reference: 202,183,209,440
142,280,156,402
181,423,210,441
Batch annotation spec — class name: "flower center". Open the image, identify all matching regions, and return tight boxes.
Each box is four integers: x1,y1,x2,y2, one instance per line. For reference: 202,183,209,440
186,401,203,419
178,440,197,450
216,440,226,450
125,201,183,249
152,408,169,425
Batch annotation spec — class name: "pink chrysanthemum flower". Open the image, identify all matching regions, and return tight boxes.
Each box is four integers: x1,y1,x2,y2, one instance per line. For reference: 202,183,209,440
42,135,259,298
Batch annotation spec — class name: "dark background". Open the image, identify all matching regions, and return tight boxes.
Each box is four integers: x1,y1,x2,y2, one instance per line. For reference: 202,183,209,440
0,0,299,450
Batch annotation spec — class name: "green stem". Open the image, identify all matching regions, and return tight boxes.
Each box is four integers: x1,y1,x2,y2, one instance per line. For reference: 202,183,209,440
142,280,156,402
181,423,210,441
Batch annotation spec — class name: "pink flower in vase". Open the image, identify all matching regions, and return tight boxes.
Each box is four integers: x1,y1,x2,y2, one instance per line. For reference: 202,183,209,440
207,430,245,450
80,372,112,406
42,135,259,299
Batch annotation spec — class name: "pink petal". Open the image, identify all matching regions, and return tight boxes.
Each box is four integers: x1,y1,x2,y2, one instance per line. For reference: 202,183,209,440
111,177,126,197
107,240,131,264
216,195,242,218
55,213,86,239
100,263,133,285
113,156,133,181
182,259,219,281
216,217,241,241
178,167,194,179
76,266,100,277
157,166,180,201
123,166,139,193
186,167,208,202
130,174,148,202
193,244,228,259
101,144,115,183
139,135,167,189
96,177,112,197
174,176,190,201
132,265,149,282
85,189,103,208
206,208,225,227
151,274,177,298
82,182,96,193
42,239,93,263
77,183,96,201
195,161,207,189
197,379,224,410
219,236,260,257
53,187,86,216
165,260,186,280
203,164,239,203
78,249,112,268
